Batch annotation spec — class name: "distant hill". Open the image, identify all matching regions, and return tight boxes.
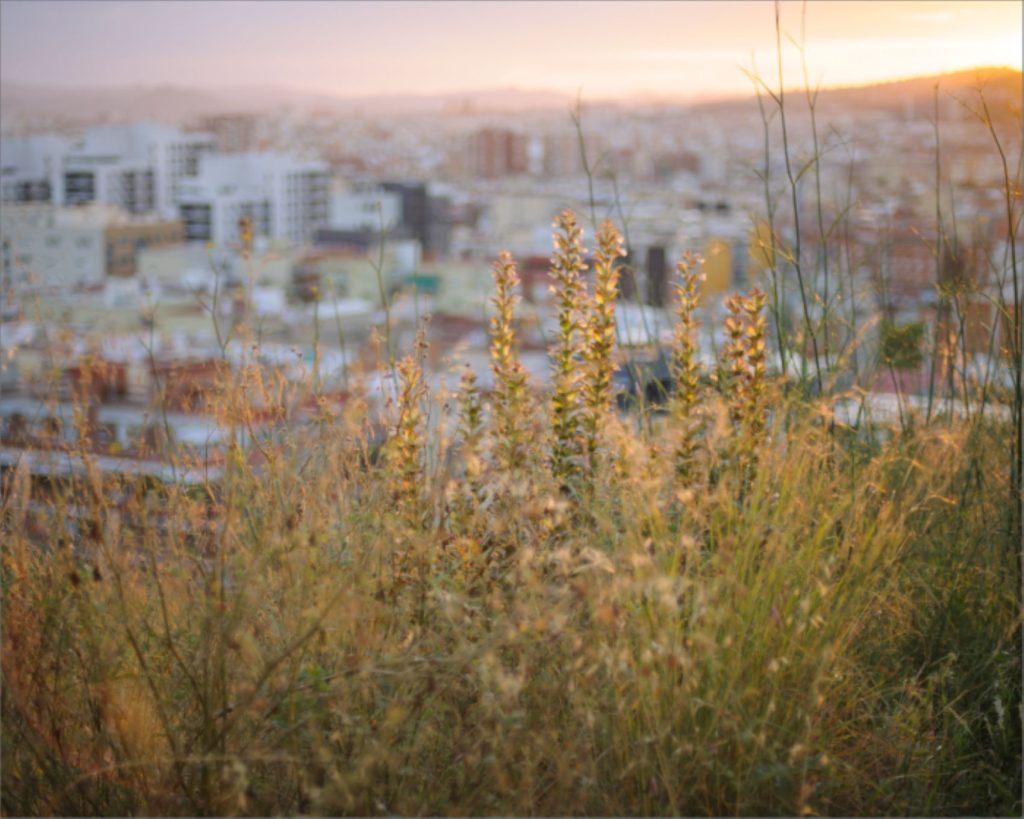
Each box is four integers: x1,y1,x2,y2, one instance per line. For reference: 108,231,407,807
331,87,576,115
1,68,1018,132
0,82,231,126
692,66,1022,121
0,82,577,130
814,66,1021,118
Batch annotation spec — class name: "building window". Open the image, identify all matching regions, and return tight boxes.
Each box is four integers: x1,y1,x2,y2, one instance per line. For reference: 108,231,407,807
65,171,96,205
180,204,213,241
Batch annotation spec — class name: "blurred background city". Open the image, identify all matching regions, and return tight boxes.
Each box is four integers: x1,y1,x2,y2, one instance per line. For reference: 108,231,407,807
1,0,1021,477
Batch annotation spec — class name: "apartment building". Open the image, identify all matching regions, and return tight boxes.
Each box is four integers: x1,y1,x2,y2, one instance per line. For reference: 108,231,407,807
59,123,216,217
0,134,69,203
329,182,403,232
466,128,529,179
177,152,329,248
2,125,218,216
1,202,183,290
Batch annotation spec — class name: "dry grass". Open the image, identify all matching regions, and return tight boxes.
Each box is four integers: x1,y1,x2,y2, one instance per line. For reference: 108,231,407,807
1,213,1020,817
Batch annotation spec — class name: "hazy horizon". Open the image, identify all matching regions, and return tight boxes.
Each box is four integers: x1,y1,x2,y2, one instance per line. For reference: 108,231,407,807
3,64,1021,104
2,0,1021,104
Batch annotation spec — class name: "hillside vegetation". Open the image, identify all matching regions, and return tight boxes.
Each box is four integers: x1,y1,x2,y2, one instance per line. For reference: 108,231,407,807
2,208,1021,816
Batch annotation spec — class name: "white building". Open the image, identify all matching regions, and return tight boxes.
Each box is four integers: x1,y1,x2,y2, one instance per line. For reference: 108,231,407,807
1,202,182,292
60,123,216,217
2,125,214,216
329,182,403,232
0,135,69,203
1,202,105,290
177,153,329,249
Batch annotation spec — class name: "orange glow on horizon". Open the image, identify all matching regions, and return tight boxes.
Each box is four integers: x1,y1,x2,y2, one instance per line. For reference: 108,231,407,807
0,0,1020,101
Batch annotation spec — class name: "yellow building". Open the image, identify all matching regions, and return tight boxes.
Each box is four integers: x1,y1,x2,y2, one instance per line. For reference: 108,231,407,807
293,250,387,304
702,237,733,295
105,220,184,278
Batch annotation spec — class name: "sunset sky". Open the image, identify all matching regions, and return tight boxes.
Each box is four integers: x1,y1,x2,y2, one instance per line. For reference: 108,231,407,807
1,0,1020,101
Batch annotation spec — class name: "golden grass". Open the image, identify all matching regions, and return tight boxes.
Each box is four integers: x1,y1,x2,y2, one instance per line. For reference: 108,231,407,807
1,212,1020,816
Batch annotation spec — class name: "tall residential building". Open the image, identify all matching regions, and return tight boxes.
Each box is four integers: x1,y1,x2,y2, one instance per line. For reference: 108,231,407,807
176,153,329,248
467,128,529,179
1,135,70,203
60,123,216,217
375,181,454,258
541,131,583,178
541,129,609,178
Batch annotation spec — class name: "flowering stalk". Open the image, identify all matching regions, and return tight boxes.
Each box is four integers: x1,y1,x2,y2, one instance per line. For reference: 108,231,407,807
388,327,428,508
583,219,625,472
670,252,705,478
742,288,769,437
722,292,749,426
548,210,589,489
457,365,485,498
489,251,531,475
672,254,705,408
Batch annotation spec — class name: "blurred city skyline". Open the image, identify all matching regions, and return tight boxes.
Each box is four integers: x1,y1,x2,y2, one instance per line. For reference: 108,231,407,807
2,0,1021,103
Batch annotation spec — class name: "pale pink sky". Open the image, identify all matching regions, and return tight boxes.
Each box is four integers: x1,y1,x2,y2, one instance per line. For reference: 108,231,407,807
1,1,1020,100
